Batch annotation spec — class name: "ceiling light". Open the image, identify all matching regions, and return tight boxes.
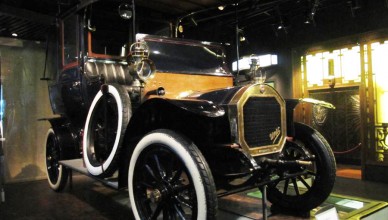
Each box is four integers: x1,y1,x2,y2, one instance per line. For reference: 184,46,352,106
118,3,132,20
11,33,18,37
218,5,225,10
190,17,198,26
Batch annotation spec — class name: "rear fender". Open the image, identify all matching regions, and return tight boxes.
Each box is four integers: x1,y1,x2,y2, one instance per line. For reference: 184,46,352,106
47,117,80,160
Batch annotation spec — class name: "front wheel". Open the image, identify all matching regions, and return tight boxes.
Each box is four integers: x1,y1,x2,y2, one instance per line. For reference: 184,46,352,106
128,129,218,220
83,84,131,177
267,122,336,212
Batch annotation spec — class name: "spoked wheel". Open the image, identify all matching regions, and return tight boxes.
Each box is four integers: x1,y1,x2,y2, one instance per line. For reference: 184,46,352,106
128,129,217,220
83,84,131,177
267,122,336,212
45,128,68,191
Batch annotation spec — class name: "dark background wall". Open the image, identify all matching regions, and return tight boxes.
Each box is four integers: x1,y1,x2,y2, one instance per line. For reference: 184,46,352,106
244,0,388,98
184,0,388,98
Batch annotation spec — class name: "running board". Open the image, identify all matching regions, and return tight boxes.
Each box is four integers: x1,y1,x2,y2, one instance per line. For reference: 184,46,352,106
59,159,119,190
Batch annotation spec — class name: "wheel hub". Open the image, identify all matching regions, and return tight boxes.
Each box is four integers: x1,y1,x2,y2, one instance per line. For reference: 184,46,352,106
148,182,178,204
149,189,162,203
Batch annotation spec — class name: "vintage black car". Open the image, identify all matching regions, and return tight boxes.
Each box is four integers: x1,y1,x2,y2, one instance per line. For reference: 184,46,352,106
44,0,336,219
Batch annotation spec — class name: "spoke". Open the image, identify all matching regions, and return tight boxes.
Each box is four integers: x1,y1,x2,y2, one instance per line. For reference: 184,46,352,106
297,176,311,189
291,178,300,196
174,184,191,193
165,155,175,180
162,206,170,220
140,195,152,205
153,154,166,179
170,205,179,220
293,149,299,158
151,201,165,219
289,148,295,157
171,168,183,184
174,203,186,220
145,164,160,183
306,170,317,176
285,148,292,157
138,180,155,188
175,195,193,209
283,178,289,195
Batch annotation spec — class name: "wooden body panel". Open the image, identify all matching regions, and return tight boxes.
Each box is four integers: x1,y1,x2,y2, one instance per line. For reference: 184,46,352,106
144,72,234,99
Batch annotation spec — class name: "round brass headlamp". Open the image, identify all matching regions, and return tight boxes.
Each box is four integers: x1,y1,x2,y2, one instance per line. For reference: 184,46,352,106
135,59,155,82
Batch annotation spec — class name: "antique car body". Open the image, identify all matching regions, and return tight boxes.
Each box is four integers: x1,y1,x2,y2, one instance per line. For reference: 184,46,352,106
44,0,336,219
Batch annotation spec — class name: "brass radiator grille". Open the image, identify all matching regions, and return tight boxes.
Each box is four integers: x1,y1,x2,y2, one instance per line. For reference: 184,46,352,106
243,97,282,148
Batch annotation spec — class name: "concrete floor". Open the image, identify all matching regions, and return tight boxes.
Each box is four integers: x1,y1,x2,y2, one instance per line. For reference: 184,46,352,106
1,174,388,220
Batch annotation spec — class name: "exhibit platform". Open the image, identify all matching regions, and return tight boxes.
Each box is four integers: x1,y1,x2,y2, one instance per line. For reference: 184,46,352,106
217,190,388,219
56,158,388,219
0,159,387,219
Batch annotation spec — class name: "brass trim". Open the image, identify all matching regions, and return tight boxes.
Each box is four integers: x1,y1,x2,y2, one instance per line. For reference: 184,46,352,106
229,84,287,157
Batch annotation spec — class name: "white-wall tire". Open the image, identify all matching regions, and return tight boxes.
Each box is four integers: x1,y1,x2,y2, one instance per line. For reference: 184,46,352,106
83,84,131,177
45,128,68,191
128,129,217,220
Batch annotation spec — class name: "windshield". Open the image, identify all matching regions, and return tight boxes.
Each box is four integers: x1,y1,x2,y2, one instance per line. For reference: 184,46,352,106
89,1,131,56
142,37,231,75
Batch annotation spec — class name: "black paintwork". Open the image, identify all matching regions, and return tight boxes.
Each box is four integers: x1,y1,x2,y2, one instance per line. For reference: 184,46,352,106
190,86,243,105
47,117,81,160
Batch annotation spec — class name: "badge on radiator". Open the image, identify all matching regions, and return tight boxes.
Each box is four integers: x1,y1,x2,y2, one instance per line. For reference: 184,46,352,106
269,126,281,144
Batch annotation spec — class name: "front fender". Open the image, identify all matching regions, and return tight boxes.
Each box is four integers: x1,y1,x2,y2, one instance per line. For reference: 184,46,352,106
167,99,225,117
299,98,336,109
285,98,335,137
119,98,230,188
126,98,227,140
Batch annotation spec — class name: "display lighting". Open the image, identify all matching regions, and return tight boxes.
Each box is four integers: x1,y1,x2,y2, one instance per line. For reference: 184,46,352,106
118,3,133,20
0,86,4,120
232,54,278,72
385,124,388,147
371,41,388,125
383,123,388,148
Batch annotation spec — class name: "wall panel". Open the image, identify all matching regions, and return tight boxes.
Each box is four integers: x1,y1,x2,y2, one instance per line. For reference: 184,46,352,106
0,37,54,183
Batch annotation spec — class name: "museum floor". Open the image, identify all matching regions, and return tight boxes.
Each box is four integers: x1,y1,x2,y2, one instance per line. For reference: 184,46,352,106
1,167,388,220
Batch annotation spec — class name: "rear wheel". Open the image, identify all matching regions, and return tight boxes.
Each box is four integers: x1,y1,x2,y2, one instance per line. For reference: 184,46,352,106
83,84,131,177
267,122,336,212
45,128,68,191
128,129,218,220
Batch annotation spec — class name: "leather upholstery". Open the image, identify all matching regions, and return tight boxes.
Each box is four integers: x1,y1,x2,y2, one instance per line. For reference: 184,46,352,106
84,61,133,85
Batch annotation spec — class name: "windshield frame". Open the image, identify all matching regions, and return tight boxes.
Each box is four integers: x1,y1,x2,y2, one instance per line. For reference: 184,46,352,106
136,34,232,76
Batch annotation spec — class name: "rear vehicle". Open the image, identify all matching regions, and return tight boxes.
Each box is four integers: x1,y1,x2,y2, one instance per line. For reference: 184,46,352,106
44,0,336,219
